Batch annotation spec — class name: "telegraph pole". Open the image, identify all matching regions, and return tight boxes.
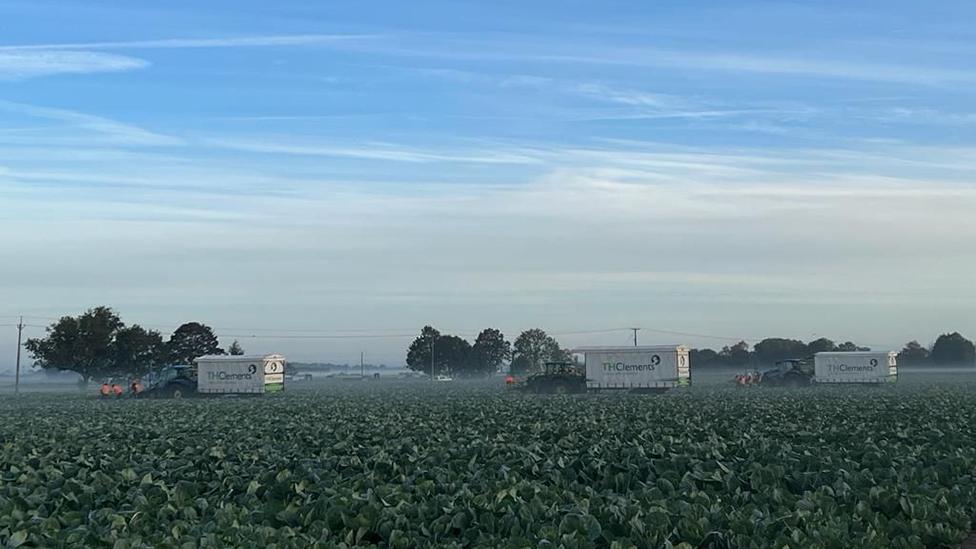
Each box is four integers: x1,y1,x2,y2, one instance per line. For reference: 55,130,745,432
14,317,23,396
630,327,640,347
429,340,434,380
360,351,365,378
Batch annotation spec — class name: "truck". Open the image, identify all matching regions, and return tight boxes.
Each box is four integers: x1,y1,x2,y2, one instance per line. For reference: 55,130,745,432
142,354,286,398
579,346,691,391
813,351,897,384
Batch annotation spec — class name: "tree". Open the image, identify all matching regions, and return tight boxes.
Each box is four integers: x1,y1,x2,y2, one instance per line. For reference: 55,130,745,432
168,322,223,364
25,307,163,382
898,340,930,366
690,348,719,367
719,341,752,366
753,338,807,364
511,329,564,374
930,332,976,365
837,341,870,352
228,340,245,356
406,326,441,373
806,338,837,354
436,335,472,376
112,325,166,377
471,328,511,377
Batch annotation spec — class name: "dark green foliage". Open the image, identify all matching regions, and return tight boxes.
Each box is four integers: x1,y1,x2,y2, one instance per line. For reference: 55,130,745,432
24,307,165,382
898,341,930,366
471,328,511,376
930,332,976,365
167,322,224,365
228,340,245,356
753,338,809,364
511,328,565,374
0,383,975,548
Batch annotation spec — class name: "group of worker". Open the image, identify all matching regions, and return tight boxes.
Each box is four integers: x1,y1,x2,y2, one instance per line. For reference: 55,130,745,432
734,372,761,386
99,378,144,398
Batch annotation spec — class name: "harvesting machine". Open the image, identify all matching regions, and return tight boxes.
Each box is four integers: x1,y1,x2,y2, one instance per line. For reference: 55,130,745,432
735,358,813,387
521,361,587,394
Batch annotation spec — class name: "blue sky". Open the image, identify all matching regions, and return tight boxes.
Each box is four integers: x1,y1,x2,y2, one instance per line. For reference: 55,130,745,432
2,1,976,366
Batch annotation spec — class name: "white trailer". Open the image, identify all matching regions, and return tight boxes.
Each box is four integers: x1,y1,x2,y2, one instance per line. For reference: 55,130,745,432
576,346,691,390
813,351,896,384
196,354,287,394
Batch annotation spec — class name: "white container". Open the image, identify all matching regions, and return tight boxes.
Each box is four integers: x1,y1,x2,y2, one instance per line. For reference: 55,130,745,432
196,354,286,394
813,351,896,384
576,346,691,390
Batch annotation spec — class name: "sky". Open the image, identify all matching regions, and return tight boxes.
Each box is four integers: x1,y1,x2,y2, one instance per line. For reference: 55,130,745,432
2,1,976,367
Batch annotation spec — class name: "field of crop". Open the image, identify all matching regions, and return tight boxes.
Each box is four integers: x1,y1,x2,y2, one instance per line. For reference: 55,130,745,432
1,380,975,548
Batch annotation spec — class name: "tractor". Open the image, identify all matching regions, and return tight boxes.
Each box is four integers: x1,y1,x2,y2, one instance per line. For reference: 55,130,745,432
758,358,814,387
523,361,586,394
140,364,198,398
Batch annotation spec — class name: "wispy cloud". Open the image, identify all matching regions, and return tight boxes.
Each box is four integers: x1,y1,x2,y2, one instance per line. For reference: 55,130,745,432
208,138,542,165
0,50,147,80
0,100,181,146
351,34,976,86
0,34,375,52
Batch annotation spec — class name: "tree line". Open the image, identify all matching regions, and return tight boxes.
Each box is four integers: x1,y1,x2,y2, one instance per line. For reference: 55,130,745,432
406,328,976,376
405,326,572,377
25,307,245,383
692,333,976,368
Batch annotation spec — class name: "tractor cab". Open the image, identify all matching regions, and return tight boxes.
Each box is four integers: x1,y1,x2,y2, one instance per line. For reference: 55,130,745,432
141,364,197,398
524,361,586,394
760,358,813,387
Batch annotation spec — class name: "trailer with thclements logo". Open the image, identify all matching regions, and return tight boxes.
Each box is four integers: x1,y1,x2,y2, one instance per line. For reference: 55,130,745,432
142,354,286,398
813,351,897,384
578,345,691,391
518,346,691,394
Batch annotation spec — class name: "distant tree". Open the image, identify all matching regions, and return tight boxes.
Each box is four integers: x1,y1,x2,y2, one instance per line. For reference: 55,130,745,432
807,338,837,354
25,307,164,382
930,332,976,365
690,348,719,367
168,322,224,364
511,329,564,374
406,325,441,374
228,340,245,356
753,338,807,364
112,325,167,377
837,341,870,352
897,340,930,366
471,328,511,376
436,335,473,376
719,341,752,366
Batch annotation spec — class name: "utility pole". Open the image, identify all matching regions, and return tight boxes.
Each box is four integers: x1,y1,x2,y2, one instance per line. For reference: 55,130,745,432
630,327,640,347
14,317,23,396
360,351,365,378
429,340,434,380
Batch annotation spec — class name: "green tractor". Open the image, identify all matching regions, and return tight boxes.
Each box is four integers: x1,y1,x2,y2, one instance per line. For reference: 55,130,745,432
759,358,814,387
524,361,586,394
141,364,198,398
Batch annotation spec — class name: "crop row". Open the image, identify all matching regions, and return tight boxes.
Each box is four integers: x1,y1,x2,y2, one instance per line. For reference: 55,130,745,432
0,383,974,548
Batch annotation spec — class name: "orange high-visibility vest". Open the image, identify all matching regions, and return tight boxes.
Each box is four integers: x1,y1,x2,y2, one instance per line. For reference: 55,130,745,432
112,384,123,397
100,384,111,396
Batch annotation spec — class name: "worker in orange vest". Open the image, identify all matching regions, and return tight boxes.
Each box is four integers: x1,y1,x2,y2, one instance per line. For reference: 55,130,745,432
111,383,123,398
100,383,111,398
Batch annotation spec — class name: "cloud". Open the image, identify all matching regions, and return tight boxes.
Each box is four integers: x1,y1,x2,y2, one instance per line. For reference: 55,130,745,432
0,34,375,52
0,50,147,80
208,138,542,165
347,34,976,86
0,100,181,146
